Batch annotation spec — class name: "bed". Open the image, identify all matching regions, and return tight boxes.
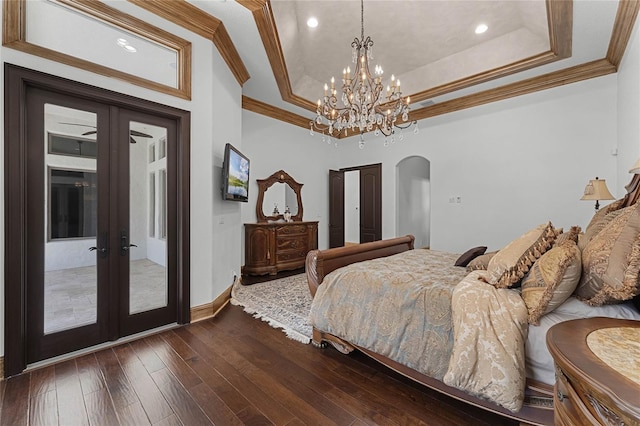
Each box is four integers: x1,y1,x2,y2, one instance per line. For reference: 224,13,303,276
305,174,640,426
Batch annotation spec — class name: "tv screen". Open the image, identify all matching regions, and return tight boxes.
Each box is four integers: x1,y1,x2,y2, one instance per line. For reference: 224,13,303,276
221,143,250,202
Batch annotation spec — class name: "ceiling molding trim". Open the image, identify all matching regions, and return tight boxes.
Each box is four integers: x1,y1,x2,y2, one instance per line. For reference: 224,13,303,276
241,0,636,140
212,22,251,86
127,0,250,86
241,59,617,138
238,0,314,111
242,95,311,129
409,59,617,122
236,0,267,12
3,0,192,100
241,0,572,112
606,0,640,68
547,0,573,58
408,51,562,105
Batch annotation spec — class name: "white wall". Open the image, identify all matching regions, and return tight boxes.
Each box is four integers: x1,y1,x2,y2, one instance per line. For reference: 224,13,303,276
240,112,332,253
344,170,360,244
617,16,640,182
317,75,620,253
0,1,242,357
396,156,431,249
1,1,639,362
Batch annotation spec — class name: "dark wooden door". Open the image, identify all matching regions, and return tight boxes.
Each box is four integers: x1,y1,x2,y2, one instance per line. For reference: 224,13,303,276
329,170,345,248
24,88,112,363
5,65,191,376
359,164,382,243
116,109,179,337
17,89,180,367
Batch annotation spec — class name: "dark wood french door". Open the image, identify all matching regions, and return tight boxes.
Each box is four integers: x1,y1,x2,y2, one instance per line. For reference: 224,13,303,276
5,64,190,376
358,164,382,243
328,164,382,247
329,170,345,248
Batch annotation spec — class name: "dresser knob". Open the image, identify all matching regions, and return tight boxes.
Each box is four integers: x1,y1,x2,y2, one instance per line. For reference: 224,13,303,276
557,390,567,402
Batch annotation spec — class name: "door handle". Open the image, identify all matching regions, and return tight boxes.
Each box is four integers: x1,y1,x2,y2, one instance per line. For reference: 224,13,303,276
89,233,108,258
120,229,137,256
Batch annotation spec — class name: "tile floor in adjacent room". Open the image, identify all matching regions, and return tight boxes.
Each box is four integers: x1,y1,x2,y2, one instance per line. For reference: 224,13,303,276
44,259,167,334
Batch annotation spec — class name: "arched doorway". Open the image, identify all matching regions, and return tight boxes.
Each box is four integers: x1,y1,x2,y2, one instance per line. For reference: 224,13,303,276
396,156,430,248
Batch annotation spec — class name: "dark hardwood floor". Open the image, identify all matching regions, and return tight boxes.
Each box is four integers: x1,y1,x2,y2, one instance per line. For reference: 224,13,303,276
0,303,518,425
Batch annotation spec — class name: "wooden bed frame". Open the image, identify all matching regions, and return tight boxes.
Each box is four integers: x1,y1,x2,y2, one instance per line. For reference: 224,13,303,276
305,174,640,425
305,235,555,425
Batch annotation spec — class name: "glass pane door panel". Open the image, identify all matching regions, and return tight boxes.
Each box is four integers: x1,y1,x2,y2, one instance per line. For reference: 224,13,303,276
44,104,98,334
129,121,168,314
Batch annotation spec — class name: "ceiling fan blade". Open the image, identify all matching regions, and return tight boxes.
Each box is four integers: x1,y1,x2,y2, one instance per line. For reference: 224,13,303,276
59,122,96,128
130,130,153,138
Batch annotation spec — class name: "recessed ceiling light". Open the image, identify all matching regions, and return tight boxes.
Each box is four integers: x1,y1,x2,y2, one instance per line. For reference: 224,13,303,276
307,17,318,28
117,37,137,53
475,24,488,34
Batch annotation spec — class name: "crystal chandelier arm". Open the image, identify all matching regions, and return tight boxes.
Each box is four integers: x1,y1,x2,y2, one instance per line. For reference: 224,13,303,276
312,0,415,141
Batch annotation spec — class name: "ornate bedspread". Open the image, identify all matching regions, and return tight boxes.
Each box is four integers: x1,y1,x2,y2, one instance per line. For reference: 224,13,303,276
444,270,529,412
308,249,468,380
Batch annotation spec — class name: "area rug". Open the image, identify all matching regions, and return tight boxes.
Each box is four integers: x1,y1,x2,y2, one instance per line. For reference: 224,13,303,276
230,274,313,343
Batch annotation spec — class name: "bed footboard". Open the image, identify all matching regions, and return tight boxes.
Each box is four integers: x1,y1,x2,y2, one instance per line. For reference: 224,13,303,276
305,235,415,297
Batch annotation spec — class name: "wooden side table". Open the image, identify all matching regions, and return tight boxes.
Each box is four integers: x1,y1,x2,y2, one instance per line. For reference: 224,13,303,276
546,317,640,425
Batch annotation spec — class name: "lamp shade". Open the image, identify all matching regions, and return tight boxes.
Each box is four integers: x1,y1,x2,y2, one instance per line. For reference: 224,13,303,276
581,177,614,201
629,158,640,174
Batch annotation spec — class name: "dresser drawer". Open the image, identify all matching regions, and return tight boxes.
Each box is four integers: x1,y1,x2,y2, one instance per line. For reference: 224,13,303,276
554,367,600,426
276,235,308,253
243,221,318,276
276,250,307,264
276,224,307,236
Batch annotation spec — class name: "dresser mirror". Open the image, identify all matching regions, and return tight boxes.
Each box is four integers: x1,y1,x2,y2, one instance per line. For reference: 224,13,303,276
256,170,303,222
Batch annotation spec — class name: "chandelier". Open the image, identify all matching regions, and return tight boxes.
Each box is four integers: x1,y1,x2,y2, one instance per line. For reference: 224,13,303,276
309,0,417,148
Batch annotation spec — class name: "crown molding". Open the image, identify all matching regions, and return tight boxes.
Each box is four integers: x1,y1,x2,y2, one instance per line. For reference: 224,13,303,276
409,59,617,122
242,96,311,129
240,0,573,110
607,0,640,68
3,0,193,100
239,0,638,139
241,59,617,139
127,0,250,86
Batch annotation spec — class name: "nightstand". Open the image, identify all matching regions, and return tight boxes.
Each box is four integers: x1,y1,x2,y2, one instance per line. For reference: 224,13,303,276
546,317,640,425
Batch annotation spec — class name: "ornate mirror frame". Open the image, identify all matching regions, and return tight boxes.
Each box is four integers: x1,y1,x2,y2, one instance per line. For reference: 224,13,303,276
256,170,303,223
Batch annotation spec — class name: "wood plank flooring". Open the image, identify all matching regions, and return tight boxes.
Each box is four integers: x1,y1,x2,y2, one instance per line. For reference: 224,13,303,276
0,303,518,425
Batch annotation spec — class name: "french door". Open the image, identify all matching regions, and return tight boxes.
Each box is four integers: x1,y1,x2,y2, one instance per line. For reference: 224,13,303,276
5,65,190,375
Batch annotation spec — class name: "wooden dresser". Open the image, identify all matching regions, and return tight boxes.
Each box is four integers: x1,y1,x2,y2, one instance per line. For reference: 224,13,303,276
546,317,640,425
242,221,318,276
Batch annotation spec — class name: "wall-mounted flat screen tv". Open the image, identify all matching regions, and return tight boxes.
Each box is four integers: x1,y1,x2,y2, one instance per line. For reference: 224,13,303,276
221,143,250,202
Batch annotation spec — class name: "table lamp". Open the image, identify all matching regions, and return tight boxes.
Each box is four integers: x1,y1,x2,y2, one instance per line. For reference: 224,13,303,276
581,177,614,211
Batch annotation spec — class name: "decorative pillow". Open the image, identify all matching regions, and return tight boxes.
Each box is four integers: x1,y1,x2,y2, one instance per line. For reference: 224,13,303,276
485,222,559,288
554,226,581,246
578,199,624,251
454,246,487,267
466,251,498,272
521,237,582,325
576,202,640,306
